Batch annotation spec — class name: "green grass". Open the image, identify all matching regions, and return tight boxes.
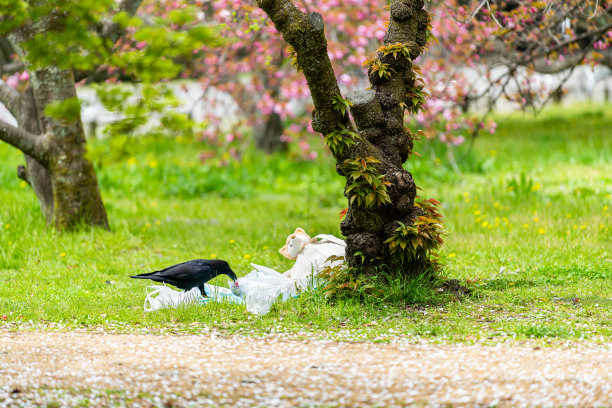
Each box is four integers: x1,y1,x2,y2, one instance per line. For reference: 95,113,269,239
0,103,610,343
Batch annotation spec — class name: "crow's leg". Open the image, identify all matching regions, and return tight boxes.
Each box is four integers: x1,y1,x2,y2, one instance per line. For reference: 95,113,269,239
198,284,208,298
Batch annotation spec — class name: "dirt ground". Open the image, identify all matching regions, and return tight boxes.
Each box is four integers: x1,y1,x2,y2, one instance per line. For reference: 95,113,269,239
0,331,610,407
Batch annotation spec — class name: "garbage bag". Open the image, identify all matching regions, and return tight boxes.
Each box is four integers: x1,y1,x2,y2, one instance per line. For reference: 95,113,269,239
234,264,298,315
144,283,243,312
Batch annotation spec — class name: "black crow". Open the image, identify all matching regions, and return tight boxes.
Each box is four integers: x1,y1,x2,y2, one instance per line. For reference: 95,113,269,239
130,259,238,297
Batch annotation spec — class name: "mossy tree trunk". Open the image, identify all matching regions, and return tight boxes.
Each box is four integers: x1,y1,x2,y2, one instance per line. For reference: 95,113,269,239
257,0,437,274
0,26,108,230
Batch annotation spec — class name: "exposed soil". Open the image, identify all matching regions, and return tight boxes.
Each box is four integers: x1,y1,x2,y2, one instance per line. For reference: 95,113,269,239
1,331,610,407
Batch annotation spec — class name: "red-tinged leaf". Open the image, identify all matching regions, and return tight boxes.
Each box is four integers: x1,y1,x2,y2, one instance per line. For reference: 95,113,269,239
339,208,348,219
427,198,441,205
412,151,422,157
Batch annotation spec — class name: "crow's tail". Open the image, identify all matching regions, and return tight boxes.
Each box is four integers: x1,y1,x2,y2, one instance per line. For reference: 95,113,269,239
130,271,159,279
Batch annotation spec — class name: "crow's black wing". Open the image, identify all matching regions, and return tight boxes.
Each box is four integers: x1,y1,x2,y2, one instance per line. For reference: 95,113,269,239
131,259,221,291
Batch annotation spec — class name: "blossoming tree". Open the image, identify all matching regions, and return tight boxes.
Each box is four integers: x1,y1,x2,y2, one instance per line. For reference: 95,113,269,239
253,0,445,272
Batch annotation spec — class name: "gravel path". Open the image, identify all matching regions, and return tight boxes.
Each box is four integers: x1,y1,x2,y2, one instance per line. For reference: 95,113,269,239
1,331,611,407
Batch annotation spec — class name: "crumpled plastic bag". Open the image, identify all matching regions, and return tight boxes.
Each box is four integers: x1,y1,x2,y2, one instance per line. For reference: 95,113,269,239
143,283,243,312
235,264,297,315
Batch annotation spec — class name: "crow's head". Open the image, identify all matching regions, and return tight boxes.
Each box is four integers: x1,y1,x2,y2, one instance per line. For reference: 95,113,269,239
219,260,238,281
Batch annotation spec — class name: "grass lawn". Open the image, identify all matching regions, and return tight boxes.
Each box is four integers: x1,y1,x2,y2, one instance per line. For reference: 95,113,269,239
0,104,610,343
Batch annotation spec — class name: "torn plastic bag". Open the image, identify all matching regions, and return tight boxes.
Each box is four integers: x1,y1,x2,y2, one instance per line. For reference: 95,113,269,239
144,283,243,312
235,264,298,315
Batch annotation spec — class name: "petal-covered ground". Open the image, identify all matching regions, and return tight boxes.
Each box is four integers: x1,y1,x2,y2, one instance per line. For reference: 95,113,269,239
1,331,610,407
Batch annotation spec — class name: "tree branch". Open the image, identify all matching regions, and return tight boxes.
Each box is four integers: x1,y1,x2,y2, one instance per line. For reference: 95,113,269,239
0,60,23,75
0,80,20,117
516,22,612,67
0,119,47,165
256,0,346,135
100,0,145,44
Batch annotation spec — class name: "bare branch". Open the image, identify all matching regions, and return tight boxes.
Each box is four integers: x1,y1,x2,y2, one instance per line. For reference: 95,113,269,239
486,1,503,28
0,119,47,165
0,60,24,75
0,80,20,117
450,0,488,24
518,22,612,66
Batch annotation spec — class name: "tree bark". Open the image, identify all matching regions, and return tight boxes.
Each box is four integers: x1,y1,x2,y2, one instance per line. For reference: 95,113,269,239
253,111,288,153
33,66,109,230
257,0,435,274
16,88,55,224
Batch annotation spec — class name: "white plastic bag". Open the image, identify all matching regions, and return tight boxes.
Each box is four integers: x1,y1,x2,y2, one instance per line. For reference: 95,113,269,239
283,234,346,290
143,283,243,312
237,264,297,315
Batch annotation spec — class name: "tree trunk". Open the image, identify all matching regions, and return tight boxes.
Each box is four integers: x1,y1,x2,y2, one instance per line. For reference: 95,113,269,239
257,0,439,275
3,28,109,230
253,111,288,153
32,67,109,230
17,88,55,224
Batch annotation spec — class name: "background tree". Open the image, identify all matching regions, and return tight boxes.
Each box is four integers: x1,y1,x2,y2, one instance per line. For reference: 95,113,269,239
197,0,388,155
197,0,609,158
420,0,612,142
255,0,444,273
0,0,219,230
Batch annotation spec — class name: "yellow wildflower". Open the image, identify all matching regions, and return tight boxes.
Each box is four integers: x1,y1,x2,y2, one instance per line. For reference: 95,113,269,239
448,253,456,258
244,254,251,259
229,239,236,244
538,228,545,234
